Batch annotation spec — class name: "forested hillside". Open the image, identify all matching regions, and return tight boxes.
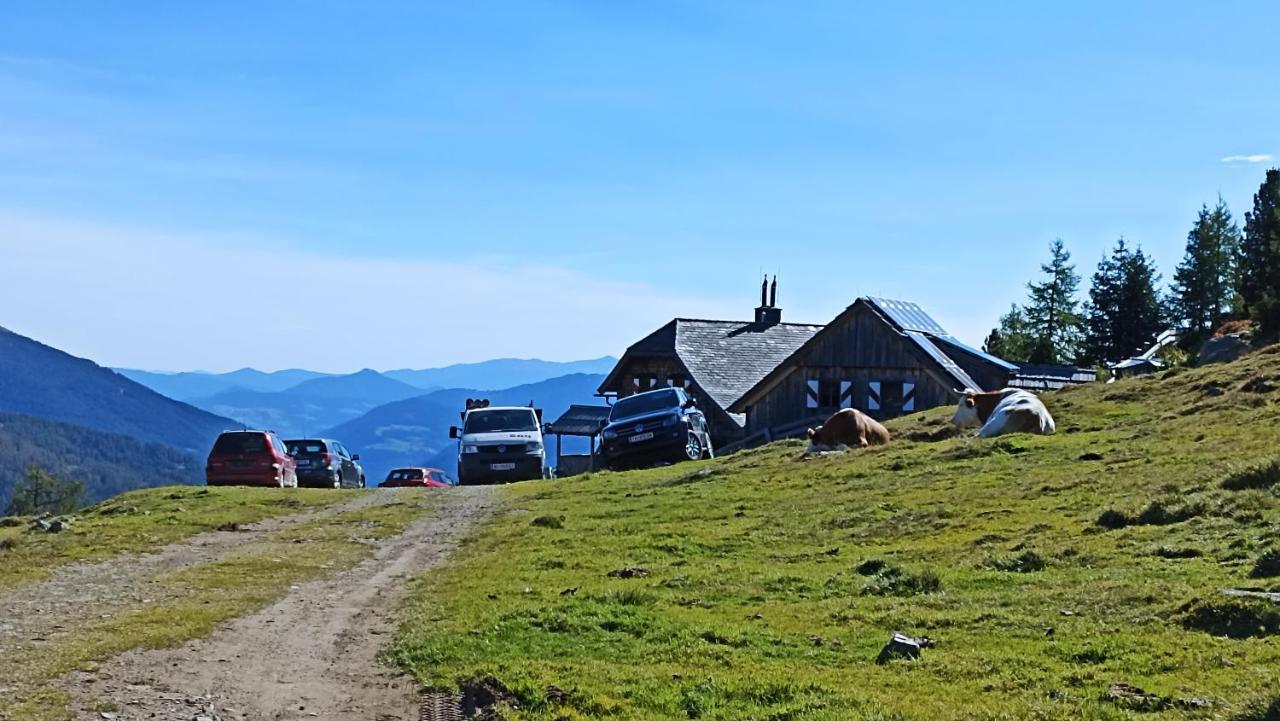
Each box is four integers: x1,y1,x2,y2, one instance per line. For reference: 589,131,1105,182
0,327,234,454
0,413,202,509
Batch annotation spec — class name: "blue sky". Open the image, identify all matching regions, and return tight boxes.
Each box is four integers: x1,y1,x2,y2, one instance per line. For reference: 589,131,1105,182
1,2,1276,372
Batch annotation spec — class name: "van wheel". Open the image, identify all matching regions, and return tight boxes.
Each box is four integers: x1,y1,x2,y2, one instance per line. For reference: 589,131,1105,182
683,433,703,462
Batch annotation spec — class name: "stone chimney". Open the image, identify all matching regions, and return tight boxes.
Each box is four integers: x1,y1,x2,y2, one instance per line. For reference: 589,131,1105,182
754,275,782,327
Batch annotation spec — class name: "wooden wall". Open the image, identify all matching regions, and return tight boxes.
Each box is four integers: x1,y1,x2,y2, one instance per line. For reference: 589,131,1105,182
743,304,956,434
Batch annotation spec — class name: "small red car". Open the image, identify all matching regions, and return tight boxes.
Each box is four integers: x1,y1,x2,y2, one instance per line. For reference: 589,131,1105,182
380,467,453,489
206,430,298,488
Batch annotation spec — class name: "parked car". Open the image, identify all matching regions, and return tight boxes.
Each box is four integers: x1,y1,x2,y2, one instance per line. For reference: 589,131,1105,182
206,429,298,487
284,438,365,489
449,399,549,485
600,387,714,470
379,467,453,488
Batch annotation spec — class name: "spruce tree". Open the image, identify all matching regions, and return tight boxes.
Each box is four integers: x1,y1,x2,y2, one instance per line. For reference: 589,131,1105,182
1240,169,1280,335
1024,239,1083,364
1082,246,1123,364
5,464,85,516
984,304,1034,362
1114,244,1166,358
1172,198,1240,338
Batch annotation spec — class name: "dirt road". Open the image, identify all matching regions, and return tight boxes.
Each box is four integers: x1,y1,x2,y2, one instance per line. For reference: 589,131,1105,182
47,486,496,721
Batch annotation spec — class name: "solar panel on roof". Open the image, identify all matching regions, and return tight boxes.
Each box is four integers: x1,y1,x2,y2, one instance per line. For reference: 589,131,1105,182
905,332,982,391
867,297,950,335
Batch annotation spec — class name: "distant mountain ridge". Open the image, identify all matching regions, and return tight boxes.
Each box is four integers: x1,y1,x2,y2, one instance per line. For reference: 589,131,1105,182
117,356,617,400
115,368,330,401
0,327,237,454
383,356,616,391
188,369,427,438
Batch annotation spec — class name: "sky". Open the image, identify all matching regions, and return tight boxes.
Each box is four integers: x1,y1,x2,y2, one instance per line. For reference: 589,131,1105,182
1,1,1277,372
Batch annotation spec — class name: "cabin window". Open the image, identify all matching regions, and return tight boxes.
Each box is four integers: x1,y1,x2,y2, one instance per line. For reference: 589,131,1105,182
632,375,657,394
868,380,917,415
807,379,853,410
667,374,689,389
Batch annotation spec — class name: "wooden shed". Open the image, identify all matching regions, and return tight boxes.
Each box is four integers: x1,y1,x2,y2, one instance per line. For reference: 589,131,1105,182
597,281,822,446
728,297,1022,438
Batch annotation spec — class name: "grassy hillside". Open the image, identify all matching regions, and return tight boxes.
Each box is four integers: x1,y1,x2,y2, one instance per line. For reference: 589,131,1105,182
396,347,1280,720
0,485,348,591
0,413,205,509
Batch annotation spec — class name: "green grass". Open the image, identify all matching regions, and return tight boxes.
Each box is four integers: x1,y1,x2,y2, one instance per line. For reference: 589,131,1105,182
396,346,1280,720
0,493,435,721
0,485,350,591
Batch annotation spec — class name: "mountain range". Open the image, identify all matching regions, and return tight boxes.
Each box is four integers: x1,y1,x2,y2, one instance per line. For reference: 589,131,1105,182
187,369,428,438
116,356,616,401
1,325,613,505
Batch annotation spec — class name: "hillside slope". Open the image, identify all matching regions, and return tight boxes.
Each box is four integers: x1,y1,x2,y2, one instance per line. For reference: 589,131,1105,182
396,347,1280,720
0,328,235,454
325,373,604,482
0,413,204,508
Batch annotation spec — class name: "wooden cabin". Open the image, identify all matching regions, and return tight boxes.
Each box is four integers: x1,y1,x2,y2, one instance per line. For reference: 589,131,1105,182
597,280,822,446
728,297,1024,439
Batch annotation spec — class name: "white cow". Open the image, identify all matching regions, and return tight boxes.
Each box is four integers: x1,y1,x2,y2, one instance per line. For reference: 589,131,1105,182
951,388,1056,438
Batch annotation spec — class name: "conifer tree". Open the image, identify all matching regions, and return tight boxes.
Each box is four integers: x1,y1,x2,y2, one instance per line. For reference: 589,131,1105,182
1024,239,1083,364
1171,198,1240,338
1240,169,1280,335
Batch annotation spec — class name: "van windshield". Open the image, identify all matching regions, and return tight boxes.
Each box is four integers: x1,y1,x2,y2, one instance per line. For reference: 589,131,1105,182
464,408,539,434
610,389,679,421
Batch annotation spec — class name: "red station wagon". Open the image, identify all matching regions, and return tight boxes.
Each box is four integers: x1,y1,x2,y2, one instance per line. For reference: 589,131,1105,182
206,430,298,488
379,467,453,489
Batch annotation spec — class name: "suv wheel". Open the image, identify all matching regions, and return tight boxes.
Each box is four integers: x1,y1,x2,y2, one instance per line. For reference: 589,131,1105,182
683,432,703,462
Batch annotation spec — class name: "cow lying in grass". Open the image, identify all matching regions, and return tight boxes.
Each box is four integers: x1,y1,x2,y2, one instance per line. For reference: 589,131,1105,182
951,388,1056,437
807,408,891,451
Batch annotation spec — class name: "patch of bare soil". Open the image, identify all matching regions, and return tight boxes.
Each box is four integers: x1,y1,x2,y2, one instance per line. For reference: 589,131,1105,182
60,487,496,721
0,493,396,662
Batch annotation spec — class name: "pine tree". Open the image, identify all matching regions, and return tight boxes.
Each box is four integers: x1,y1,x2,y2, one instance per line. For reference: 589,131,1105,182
1114,244,1166,358
1171,198,1241,338
1024,239,1083,364
5,464,85,516
1240,169,1280,335
984,305,1034,362
1082,246,1123,364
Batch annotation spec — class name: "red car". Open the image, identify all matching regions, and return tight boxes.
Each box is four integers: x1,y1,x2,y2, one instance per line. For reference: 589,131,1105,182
380,467,453,489
206,430,298,487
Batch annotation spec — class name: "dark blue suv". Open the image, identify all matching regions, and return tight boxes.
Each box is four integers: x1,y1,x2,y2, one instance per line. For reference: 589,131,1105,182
601,387,714,470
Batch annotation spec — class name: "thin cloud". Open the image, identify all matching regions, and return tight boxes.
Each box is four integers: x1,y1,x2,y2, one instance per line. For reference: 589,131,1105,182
1221,154,1273,163
0,212,744,372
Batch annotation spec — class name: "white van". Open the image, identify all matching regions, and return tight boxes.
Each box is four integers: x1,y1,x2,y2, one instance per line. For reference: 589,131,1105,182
448,400,548,485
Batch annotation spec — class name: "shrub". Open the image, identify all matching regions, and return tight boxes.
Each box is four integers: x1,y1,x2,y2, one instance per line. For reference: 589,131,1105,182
1180,598,1280,639
985,550,1047,573
1155,546,1203,559
1249,549,1280,579
1222,459,1280,491
854,559,889,576
860,566,940,597
1096,509,1131,529
1134,499,1206,526
530,515,565,529
1230,695,1280,721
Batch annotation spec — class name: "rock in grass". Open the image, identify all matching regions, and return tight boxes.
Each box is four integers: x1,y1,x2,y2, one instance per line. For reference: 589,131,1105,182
874,632,936,664
607,567,650,579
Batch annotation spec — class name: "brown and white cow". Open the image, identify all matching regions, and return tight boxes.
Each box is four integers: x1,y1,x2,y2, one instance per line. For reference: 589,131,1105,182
951,388,1055,437
806,408,891,451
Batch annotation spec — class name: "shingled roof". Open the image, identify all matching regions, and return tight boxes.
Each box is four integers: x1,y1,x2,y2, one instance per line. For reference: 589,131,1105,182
547,404,612,437
598,318,823,423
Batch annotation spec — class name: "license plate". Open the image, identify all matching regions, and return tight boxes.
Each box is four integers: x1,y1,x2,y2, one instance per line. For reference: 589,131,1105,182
629,432,655,443
296,459,311,466
490,463,516,471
